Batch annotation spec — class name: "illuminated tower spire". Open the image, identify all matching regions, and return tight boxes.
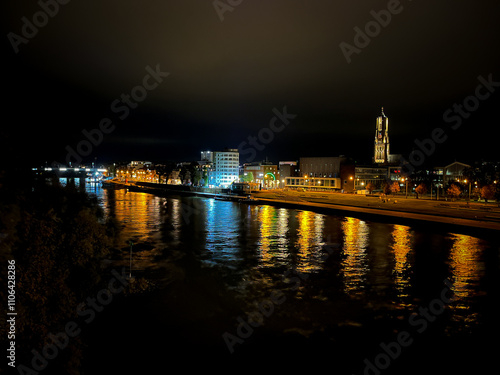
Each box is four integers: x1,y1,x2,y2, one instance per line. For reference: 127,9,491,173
374,107,390,164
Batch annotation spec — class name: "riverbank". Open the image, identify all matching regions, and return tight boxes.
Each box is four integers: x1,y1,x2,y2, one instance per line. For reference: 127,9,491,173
251,190,500,236
101,180,500,235
102,179,248,201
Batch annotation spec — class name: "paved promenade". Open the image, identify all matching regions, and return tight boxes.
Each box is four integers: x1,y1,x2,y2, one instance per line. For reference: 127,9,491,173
251,190,500,233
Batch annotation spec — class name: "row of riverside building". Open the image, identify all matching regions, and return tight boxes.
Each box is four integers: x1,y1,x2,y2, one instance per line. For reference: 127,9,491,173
111,108,473,194
196,108,472,193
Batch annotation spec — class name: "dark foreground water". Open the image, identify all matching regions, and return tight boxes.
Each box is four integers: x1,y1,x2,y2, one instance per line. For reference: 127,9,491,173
82,185,500,374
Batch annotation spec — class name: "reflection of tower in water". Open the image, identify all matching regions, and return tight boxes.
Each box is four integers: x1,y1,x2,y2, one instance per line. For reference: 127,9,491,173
341,217,369,296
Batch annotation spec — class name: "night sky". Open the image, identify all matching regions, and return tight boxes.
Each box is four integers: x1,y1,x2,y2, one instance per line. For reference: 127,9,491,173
2,0,500,169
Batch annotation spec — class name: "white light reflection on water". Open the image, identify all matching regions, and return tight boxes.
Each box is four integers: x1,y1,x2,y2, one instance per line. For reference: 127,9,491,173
204,200,240,267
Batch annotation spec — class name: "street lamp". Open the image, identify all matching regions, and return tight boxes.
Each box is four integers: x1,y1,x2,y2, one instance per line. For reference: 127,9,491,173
401,177,408,199
464,179,471,202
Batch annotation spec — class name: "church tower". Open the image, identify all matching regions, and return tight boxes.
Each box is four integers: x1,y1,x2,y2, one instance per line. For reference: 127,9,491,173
374,107,390,164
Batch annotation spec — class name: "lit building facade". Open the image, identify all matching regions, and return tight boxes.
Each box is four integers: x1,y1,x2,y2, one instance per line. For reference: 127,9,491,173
294,156,354,191
354,166,390,190
299,156,347,178
443,161,471,186
354,165,405,190
374,108,390,164
212,148,239,187
285,176,341,190
243,161,279,189
200,151,214,163
128,160,153,169
373,108,402,165
278,161,298,188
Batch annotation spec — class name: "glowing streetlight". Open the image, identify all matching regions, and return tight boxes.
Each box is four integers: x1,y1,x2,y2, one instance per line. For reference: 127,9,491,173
463,179,470,201
401,177,408,198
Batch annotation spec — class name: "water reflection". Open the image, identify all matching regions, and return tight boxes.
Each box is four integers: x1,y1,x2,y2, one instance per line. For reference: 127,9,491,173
257,206,293,268
448,234,484,327
276,209,290,252
391,225,413,302
103,189,163,244
99,188,164,271
257,205,277,265
341,217,369,296
294,211,325,273
204,201,240,267
169,198,182,244
87,185,496,337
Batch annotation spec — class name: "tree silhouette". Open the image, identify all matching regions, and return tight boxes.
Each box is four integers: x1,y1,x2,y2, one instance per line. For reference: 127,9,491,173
446,184,461,201
383,182,392,195
0,182,116,373
481,184,496,203
415,183,427,199
390,181,400,195
365,182,375,194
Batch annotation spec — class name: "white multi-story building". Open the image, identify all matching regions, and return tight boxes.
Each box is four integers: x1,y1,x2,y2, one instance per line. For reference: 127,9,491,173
212,148,239,187
200,151,214,163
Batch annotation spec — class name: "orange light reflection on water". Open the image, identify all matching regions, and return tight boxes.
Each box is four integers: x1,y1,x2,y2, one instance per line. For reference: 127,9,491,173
258,205,275,264
448,234,483,323
341,217,369,296
391,225,413,302
294,210,325,273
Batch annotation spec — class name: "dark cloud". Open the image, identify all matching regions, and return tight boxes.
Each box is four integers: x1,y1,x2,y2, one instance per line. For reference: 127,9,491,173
3,0,500,167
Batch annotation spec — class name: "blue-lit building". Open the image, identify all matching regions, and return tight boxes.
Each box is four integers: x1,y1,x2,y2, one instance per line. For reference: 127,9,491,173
208,148,240,187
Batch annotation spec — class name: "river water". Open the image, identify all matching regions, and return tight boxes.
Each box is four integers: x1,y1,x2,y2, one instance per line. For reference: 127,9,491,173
83,183,500,374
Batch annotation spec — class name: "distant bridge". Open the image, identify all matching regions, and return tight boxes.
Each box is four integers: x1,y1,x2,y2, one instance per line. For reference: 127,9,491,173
32,167,108,180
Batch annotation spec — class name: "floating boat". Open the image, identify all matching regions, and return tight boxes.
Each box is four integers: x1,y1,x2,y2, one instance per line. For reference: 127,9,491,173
214,194,233,201
239,197,261,205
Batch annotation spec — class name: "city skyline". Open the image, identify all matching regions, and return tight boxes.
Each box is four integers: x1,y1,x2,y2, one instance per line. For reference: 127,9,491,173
2,1,500,170
3,2,500,372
